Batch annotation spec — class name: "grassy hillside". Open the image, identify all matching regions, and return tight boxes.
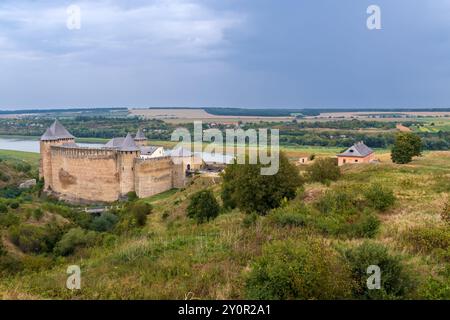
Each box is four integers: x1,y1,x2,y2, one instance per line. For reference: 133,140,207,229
0,150,449,299
0,150,39,166
0,151,38,189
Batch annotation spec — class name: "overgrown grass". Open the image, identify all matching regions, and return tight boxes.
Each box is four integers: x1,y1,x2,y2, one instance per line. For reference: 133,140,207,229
0,150,40,166
0,150,449,299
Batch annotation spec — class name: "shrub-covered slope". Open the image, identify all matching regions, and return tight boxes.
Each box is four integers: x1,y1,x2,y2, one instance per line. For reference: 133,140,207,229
0,151,449,299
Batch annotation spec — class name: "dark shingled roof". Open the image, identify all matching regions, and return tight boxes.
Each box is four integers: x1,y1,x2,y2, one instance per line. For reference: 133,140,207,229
338,141,374,157
105,137,125,148
135,128,146,141
119,133,140,152
40,120,75,141
104,134,140,151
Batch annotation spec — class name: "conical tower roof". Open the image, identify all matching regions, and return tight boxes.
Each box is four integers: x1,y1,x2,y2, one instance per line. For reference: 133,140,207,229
40,119,75,141
119,133,139,152
135,128,147,141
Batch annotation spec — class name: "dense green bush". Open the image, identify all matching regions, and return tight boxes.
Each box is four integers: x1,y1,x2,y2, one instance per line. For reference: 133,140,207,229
130,203,152,227
90,212,119,232
54,227,99,256
402,226,450,260
9,202,19,209
9,224,64,254
269,190,380,238
127,191,138,202
0,254,24,275
0,212,20,228
0,171,10,182
116,202,153,231
221,152,303,214
0,186,22,198
315,188,362,215
307,157,340,184
343,242,414,299
419,278,450,300
418,267,450,300
21,255,53,272
32,208,44,220
313,188,380,238
9,225,47,253
0,204,8,214
348,212,380,238
364,184,395,211
242,212,259,228
269,203,309,227
314,210,380,239
42,203,92,228
245,239,354,299
187,190,220,224
292,184,390,238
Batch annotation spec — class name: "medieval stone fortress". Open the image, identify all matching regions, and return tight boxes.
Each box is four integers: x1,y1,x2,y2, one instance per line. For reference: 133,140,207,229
39,120,196,203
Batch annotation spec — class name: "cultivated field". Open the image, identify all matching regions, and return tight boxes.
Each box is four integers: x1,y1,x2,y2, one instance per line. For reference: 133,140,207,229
130,108,294,124
411,118,450,133
306,111,450,120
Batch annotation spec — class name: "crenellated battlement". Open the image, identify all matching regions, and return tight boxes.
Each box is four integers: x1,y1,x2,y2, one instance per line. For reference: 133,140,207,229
135,156,172,163
51,145,118,159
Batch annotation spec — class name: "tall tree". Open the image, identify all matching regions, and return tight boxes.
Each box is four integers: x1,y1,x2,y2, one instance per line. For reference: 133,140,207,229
187,190,220,224
391,132,422,164
221,152,303,215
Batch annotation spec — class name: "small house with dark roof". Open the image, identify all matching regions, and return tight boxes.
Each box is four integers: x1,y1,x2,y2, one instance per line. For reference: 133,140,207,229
140,146,164,159
337,141,375,166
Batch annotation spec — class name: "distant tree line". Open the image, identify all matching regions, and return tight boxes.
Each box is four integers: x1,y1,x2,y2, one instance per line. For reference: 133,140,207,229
0,117,172,140
1,116,449,150
205,108,299,117
244,119,399,130
278,131,450,150
0,107,127,115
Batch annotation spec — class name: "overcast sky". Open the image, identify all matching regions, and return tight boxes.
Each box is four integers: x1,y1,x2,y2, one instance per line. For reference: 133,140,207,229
1,0,450,109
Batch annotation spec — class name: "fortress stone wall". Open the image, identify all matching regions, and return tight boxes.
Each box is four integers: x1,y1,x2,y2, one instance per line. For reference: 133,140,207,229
39,120,188,203
49,146,121,202
135,157,180,198
42,145,187,203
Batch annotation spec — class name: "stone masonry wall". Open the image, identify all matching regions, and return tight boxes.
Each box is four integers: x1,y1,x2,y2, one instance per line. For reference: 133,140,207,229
40,139,74,189
50,147,121,202
134,157,179,198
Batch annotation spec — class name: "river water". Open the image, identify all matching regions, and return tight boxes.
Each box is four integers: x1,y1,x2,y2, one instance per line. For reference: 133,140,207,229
0,137,103,153
0,137,234,164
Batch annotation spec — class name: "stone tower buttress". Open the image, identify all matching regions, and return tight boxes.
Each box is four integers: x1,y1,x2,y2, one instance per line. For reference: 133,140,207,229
118,151,139,196
117,133,141,196
40,120,75,190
